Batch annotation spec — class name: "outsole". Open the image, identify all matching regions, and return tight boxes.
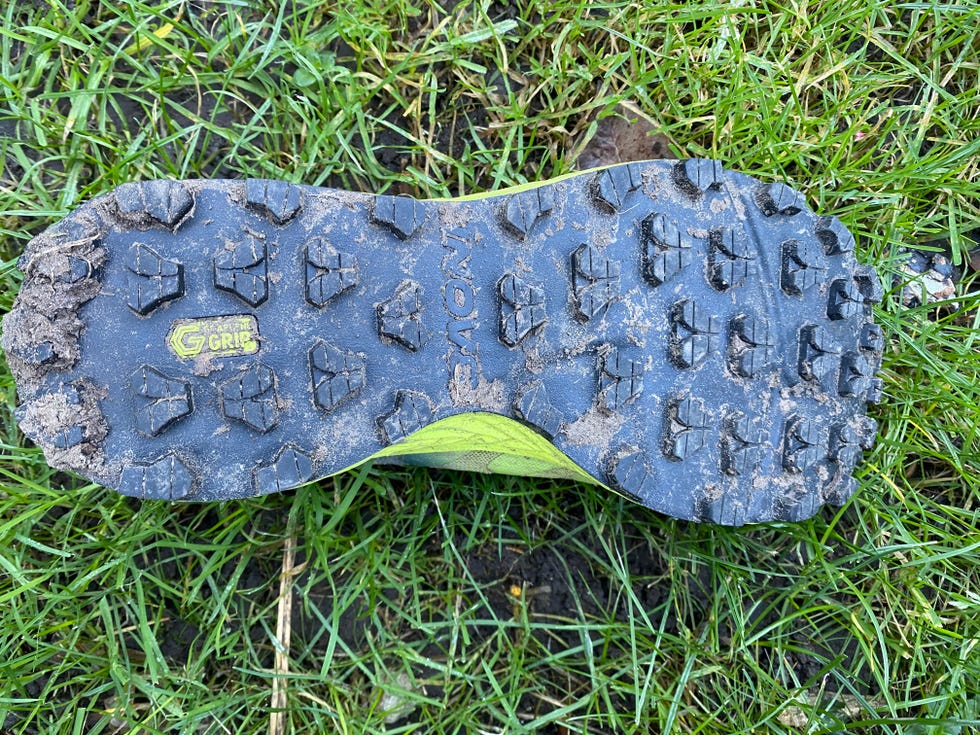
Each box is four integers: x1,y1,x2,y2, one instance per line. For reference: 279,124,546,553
1,161,883,525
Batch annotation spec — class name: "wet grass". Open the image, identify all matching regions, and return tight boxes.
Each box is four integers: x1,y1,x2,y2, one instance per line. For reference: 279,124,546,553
1,0,978,733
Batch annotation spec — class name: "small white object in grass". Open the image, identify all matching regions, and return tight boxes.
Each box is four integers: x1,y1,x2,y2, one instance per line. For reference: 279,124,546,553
379,671,416,725
776,692,879,729
776,705,810,729
900,251,957,308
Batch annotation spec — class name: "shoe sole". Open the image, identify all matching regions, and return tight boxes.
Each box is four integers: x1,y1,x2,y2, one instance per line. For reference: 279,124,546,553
2,161,883,524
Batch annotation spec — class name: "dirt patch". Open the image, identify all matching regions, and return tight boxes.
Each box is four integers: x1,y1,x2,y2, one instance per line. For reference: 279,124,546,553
562,405,626,448
3,210,107,381
571,101,677,170
2,206,113,479
13,380,109,475
448,363,507,410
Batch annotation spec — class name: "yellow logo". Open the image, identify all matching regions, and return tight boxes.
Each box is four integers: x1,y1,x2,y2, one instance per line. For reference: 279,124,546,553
167,315,260,360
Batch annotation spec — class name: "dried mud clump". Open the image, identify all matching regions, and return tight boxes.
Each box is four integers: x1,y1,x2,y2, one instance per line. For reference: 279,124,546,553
2,205,111,476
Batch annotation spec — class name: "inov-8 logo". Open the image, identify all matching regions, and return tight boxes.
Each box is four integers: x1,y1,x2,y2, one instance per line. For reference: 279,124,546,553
441,228,480,389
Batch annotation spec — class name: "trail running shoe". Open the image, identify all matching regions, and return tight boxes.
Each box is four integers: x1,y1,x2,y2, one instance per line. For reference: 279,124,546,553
2,161,884,524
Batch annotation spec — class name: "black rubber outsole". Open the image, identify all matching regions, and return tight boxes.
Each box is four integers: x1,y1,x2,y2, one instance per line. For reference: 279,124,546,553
2,160,883,525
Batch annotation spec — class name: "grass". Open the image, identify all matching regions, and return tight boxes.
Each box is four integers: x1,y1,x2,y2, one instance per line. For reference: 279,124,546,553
1,0,979,732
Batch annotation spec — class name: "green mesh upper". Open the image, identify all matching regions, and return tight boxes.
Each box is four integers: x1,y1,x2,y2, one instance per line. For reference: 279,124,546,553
337,412,604,486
